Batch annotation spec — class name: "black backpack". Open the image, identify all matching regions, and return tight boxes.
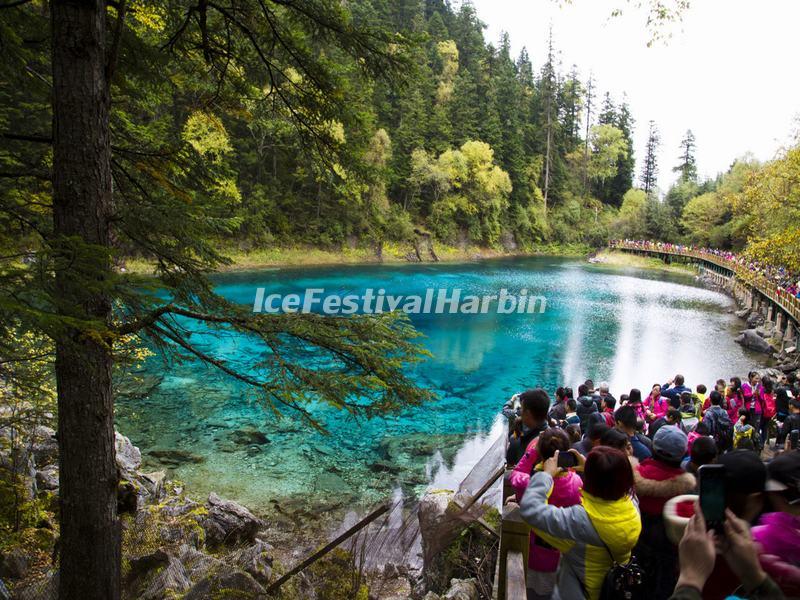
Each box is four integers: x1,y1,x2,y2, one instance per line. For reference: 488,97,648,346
576,539,647,600
707,407,733,450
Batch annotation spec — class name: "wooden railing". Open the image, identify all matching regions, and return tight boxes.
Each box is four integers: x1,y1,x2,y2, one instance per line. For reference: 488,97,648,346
610,241,800,326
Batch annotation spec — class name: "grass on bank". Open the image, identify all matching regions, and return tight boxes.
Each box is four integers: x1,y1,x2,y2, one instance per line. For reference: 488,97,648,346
122,241,594,274
591,249,699,275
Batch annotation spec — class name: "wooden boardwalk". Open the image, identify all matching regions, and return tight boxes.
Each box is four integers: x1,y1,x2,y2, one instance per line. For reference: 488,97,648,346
610,241,800,328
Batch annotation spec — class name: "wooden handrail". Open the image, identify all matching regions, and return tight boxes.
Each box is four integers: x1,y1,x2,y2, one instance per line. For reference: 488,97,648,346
610,242,800,325
496,504,531,600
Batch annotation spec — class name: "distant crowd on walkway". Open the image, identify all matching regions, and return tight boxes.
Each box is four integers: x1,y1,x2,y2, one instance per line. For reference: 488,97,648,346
612,239,800,300
502,372,800,600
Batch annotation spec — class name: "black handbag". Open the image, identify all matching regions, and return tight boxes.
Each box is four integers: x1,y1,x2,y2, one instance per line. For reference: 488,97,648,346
575,539,647,600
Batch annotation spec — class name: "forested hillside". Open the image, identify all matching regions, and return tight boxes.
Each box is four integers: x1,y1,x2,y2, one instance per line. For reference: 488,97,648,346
228,1,638,252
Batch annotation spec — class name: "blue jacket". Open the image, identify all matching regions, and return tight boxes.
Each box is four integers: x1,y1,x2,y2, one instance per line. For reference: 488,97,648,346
630,434,652,461
661,383,692,402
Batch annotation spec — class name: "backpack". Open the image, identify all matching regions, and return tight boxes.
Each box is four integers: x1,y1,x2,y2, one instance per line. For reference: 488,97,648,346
575,538,647,600
706,407,733,450
733,425,756,449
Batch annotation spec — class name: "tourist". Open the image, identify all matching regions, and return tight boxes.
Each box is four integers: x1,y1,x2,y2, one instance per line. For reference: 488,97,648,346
634,426,695,600
572,420,609,457
549,386,569,423
702,391,733,452
565,424,582,445
775,374,795,426
512,428,583,600
615,405,652,461
683,434,717,477
752,450,800,596
520,446,641,600
700,450,769,600
563,398,581,427
669,506,784,600
679,392,699,432
645,384,670,424
726,376,745,422
759,376,776,446
600,394,616,427
694,384,708,417
506,389,550,466
595,381,616,412
734,408,758,450
600,427,634,456
650,407,683,439
776,396,800,446
627,388,648,424
743,371,764,446
576,384,599,433
662,374,692,403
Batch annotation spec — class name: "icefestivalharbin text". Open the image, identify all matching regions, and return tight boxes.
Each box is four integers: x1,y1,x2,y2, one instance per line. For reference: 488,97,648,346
253,287,547,315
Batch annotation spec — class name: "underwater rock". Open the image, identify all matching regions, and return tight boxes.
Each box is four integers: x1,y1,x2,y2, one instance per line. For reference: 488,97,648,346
148,448,205,466
203,492,265,548
229,428,270,446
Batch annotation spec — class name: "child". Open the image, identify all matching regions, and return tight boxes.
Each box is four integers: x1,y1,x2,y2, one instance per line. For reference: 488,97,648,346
679,391,699,432
686,421,709,455
733,408,757,449
564,398,580,427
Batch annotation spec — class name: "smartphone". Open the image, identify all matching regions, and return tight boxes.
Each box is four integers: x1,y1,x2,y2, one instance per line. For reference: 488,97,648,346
557,452,578,468
791,429,799,450
698,464,727,532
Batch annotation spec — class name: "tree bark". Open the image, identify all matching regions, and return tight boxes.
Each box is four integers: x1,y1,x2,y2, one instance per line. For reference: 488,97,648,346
51,1,120,599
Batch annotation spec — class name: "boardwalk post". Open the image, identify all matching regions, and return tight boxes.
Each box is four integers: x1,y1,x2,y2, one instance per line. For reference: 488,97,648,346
497,504,530,600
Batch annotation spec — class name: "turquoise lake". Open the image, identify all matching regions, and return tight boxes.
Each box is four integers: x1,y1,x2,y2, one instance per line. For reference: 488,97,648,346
115,257,761,514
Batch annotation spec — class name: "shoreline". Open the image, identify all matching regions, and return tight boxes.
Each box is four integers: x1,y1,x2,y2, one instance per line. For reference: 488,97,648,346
121,242,594,275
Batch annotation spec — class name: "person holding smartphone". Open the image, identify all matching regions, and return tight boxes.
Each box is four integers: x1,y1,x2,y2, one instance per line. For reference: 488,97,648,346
512,429,583,600
519,447,641,600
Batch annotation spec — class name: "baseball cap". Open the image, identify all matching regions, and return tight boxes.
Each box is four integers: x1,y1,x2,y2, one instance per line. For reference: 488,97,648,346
717,450,767,494
653,425,688,462
765,450,800,492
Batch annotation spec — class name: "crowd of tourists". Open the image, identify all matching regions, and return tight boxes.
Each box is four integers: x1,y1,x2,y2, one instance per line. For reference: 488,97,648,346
612,239,800,299
502,373,800,600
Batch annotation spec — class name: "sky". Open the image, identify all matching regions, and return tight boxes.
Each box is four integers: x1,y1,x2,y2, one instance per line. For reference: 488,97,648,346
468,0,800,194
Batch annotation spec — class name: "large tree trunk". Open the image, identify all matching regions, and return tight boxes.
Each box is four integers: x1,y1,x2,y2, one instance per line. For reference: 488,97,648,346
51,2,120,599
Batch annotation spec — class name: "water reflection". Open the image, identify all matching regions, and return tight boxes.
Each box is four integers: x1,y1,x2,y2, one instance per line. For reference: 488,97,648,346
116,257,764,512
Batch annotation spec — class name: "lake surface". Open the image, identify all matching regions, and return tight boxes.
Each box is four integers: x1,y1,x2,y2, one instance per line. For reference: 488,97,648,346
116,256,761,513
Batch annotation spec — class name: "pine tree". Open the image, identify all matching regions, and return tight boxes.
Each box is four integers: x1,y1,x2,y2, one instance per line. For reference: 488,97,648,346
641,120,661,199
674,129,698,183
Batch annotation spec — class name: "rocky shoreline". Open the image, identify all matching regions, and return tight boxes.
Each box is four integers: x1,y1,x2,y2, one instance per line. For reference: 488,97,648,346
0,422,486,600
698,271,799,374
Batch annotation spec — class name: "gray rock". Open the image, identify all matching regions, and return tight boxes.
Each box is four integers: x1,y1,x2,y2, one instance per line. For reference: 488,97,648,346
0,548,29,579
422,593,441,600
443,578,478,600
149,448,204,466
234,540,274,584
115,432,142,475
184,571,266,600
735,329,774,354
746,312,764,328
735,308,751,319
202,492,265,548
31,426,58,466
137,470,166,502
36,464,59,491
139,555,191,600
177,544,225,582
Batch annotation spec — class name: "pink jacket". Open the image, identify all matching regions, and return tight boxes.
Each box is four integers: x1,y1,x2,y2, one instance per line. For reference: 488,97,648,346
645,395,669,420
508,437,540,495
686,431,702,455
516,468,583,570
752,512,800,596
